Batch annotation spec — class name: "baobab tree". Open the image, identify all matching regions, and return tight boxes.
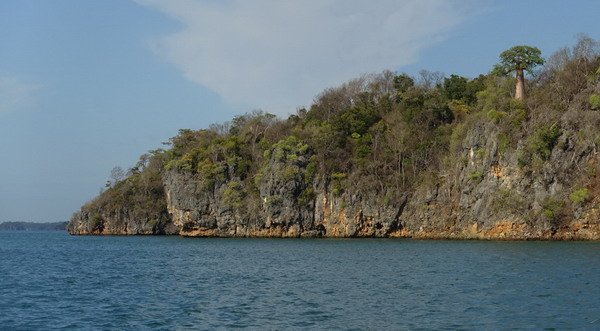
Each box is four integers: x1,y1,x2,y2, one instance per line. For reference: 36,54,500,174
494,45,544,100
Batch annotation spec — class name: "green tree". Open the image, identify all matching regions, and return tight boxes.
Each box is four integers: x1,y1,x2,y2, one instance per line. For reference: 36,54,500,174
443,74,468,101
393,73,415,103
494,45,544,100
464,74,487,105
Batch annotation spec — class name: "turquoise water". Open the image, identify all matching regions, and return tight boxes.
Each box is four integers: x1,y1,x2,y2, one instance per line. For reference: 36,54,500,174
0,232,599,330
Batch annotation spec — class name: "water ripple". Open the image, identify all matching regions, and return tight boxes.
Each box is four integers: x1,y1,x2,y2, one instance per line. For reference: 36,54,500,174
0,233,599,329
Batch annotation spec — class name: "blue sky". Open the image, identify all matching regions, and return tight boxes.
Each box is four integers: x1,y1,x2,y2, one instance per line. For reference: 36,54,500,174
0,0,598,222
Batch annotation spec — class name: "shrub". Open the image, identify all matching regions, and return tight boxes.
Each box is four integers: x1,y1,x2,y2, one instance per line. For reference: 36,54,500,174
517,152,529,168
448,100,470,120
589,94,600,110
281,166,299,182
449,121,468,154
197,159,225,189
529,124,560,160
497,133,510,155
542,207,555,220
223,181,243,209
330,172,347,196
271,136,311,163
570,188,590,204
541,197,564,223
507,107,527,127
253,168,265,187
304,156,318,185
487,109,507,123
90,213,103,231
469,170,484,181
475,148,487,159
297,188,316,206
273,148,286,162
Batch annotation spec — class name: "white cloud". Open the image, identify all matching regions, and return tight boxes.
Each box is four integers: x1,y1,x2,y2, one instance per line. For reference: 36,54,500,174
0,76,38,113
136,0,480,114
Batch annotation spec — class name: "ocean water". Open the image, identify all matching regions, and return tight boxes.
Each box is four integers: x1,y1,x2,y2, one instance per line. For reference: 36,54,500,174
0,232,599,330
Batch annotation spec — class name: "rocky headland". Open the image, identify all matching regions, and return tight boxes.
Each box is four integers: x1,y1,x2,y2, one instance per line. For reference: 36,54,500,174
69,40,600,240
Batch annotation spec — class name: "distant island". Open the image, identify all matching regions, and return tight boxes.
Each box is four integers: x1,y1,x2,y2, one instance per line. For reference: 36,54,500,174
69,37,600,240
0,222,68,231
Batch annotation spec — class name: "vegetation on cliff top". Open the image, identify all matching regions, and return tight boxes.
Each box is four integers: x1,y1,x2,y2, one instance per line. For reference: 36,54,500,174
75,36,600,231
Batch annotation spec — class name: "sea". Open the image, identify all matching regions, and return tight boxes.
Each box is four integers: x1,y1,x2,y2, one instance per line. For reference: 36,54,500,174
0,231,599,330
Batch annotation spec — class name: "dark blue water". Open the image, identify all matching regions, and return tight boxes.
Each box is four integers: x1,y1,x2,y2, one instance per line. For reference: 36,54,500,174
0,232,599,330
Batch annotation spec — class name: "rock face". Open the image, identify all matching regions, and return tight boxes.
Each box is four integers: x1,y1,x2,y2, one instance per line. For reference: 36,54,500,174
162,141,407,238
159,114,599,240
68,207,178,235
163,173,407,238
67,169,179,235
400,115,600,240
68,111,600,240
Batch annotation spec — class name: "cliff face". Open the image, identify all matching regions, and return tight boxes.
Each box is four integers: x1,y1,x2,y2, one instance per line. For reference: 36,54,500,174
67,161,180,236
162,142,407,238
400,113,600,240
68,113,600,239
159,121,599,239
68,207,178,235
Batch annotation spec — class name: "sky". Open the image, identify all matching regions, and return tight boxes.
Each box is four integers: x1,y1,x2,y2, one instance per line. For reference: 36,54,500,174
0,0,598,222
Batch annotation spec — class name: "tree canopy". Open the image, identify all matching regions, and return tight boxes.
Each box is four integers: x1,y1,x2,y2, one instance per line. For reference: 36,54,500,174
494,45,545,75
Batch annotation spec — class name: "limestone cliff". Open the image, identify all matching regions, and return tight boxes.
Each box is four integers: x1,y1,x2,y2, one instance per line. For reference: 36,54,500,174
68,206,178,235
161,138,406,238
67,155,179,235
68,118,600,239
158,112,599,239
399,112,600,240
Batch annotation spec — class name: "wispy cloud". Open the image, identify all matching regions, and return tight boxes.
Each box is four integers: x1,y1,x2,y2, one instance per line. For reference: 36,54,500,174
0,76,39,113
136,0,481,114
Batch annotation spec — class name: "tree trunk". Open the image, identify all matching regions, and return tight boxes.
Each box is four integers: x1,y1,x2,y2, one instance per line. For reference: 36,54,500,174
515,68,525,101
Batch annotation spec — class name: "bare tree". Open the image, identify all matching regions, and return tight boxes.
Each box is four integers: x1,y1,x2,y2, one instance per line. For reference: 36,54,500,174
572,33,599,61
418,69,445,89
109,166,126,187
